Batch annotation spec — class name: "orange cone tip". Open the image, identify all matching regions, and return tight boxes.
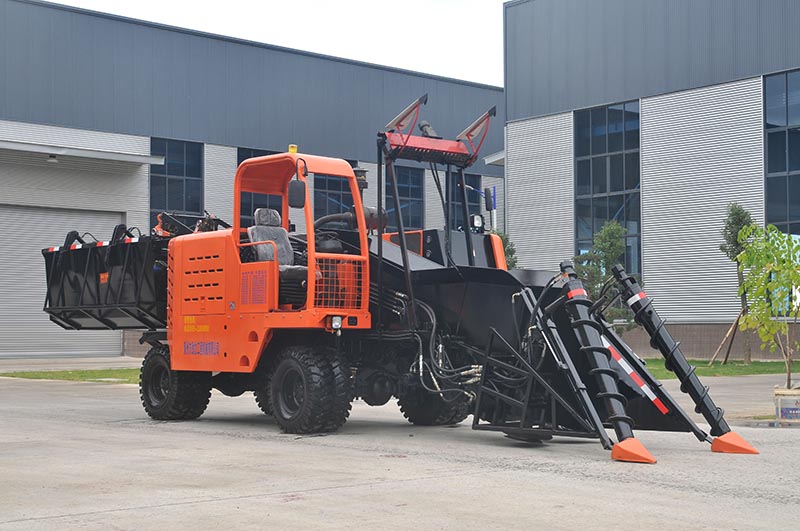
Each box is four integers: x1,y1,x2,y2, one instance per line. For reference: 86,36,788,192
711,431,759,454
611,437,657,464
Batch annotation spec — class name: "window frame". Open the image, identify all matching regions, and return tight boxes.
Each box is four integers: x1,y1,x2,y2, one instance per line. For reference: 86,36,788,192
385,165,425,231
150,138,204,230
764,71,800,236
573,101,642,276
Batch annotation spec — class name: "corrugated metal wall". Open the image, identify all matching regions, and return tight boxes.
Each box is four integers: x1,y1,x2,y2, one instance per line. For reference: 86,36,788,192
0,0,503,177
203,144,237,223
640,77,764,323
0,120,151,356
506,112,573,270
0,205,123,357
505,0,800,122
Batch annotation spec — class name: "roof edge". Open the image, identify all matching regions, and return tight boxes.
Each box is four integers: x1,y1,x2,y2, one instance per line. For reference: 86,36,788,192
17,0,503,92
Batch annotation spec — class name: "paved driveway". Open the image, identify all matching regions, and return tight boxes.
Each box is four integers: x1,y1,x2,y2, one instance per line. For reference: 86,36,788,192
0,377,797,530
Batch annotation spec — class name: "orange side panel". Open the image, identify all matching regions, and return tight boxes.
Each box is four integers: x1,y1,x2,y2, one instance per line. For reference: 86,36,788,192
488,233,508,270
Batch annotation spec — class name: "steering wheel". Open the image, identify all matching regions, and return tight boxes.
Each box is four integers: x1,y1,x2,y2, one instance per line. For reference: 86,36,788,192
315,230,339,242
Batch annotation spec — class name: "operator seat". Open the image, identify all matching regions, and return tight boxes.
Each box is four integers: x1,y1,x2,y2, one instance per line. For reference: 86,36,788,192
247,208,308,281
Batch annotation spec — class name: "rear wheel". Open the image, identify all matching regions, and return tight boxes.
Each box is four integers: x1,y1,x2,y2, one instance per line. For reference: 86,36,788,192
139,345,212,420
320,347,354,431
397,386,471,426
270,345,348,434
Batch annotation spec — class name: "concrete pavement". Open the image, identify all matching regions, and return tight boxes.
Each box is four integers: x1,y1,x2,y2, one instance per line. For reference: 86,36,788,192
0,376,797,530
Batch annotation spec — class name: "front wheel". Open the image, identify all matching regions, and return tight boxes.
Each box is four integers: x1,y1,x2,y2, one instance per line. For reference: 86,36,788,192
139,345,212,420
270,345,348,434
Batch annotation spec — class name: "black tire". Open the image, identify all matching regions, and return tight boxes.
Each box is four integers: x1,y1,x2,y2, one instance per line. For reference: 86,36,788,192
139,345,212,420
270,345,342,434
253,364,273,416
397,387,472,426
320,347,354,431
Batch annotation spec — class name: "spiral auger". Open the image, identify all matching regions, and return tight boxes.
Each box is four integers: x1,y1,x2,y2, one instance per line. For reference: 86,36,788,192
556,262,655,463
610,264,759,455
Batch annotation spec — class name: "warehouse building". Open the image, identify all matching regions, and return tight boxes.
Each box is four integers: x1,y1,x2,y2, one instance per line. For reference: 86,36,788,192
503,0,800,353
0,0,504,358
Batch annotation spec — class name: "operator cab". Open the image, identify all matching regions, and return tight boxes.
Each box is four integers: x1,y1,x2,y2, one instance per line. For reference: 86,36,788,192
234,152,370,312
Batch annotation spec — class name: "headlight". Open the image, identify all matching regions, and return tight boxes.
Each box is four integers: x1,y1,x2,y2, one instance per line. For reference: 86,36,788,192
331,316,343,330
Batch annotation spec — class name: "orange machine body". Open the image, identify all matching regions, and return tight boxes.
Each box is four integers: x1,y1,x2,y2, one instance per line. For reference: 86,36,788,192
168,153,371,373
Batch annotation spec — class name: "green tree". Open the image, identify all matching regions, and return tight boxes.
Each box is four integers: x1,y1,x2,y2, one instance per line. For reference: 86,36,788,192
491,230,518,269
737,224,800,389
719,203,755,363
574,220,632,325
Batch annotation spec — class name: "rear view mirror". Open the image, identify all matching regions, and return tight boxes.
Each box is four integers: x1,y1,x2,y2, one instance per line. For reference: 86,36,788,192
288,180,306,209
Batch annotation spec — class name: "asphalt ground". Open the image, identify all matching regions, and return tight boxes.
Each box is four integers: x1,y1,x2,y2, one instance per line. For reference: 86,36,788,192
0,372,798,530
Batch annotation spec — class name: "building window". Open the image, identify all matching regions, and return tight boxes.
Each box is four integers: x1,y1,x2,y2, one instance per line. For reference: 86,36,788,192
574,101,641,275
314,174,354,220
448,173,482,230
385,166,424,231
764,71,800,237
237,148,281,227
150,138,203,230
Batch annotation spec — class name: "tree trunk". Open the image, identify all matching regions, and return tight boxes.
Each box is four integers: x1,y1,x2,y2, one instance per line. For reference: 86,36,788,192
737,268,751,364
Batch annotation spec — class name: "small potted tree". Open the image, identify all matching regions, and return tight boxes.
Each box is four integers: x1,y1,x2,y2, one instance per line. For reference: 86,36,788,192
737,224,800,421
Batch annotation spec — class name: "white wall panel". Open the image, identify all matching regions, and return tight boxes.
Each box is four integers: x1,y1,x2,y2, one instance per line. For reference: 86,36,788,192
640,77,764,322
506,112,574,271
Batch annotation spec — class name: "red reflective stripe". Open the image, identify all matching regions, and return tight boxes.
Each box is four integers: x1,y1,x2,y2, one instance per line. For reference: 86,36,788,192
124,237,133,243
629,371,645,387
69,244,78,250
652,398,669,414
567,288,587,299
608,345,622,361
637,291,646,300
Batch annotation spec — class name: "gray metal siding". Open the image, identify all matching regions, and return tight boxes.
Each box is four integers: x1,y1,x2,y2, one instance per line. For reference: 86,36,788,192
0,204,123,357
0,0,503,176
505,0,800,122
203,144,237,223
640,77,764,323
506,112,573,270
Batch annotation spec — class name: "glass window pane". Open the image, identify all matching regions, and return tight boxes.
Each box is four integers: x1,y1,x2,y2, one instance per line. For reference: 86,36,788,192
768,130,787,173
592,196,608,233
789,72,800,127
150,175,166,211
625,152,640,190
314,190,327,219
167,177,184,211
610,154,624,192
185,178,202,214
766,176,788,223
267,194,283,211
576,160,591,195
624,101,640,150
576,198,592,240
150,138,166,175
592,157,607,194
625,192,640,234
766,73,787,128
789,128,800,171
591,107,607,155
609,194,624,224
185,142,202,178
240,192,253,218
166,140,185,176
575,110,591,157
577,241,592,256
789,223,800,240
789,175,800,221
625,237,641,275
608,104,624,152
